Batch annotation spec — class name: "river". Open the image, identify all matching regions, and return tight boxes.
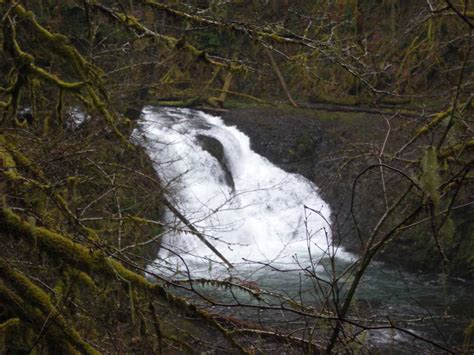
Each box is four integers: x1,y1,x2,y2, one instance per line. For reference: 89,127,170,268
135,107,473,353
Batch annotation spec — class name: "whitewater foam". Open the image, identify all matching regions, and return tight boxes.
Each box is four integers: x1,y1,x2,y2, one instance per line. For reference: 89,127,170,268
136,107,350,278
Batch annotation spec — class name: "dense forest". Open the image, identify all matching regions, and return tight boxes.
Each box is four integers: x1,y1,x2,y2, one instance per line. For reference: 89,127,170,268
0,0,473,353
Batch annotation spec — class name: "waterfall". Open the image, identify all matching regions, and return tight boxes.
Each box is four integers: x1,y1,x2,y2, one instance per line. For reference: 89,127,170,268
136,107,349,278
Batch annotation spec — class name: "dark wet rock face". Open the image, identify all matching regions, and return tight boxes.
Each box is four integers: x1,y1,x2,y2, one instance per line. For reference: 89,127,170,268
221,108,323,178
218,108,474,279
220,108,361,253
196,134,235,190
220,108,386,263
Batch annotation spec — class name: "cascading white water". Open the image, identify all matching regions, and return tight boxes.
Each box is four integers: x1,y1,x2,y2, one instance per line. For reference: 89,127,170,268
134,107,474,350
136,107,350,278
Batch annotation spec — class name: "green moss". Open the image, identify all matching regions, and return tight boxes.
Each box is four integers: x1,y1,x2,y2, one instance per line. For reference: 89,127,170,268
0,318,20,333
316,93,363,106
0,207,233,339
155,97,201,107
0,136,21,181
223,97,273,109
0,261,99,354
0,318,29,354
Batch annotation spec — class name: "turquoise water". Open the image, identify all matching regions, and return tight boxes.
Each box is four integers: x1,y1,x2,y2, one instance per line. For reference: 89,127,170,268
167,256,474,352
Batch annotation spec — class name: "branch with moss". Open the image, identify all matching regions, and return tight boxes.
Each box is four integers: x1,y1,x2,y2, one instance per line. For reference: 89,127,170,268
395,96,473,156
140,0,381,95
0,259,99,354
2,3,128,143
90,2,241,71
0,206,246,351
